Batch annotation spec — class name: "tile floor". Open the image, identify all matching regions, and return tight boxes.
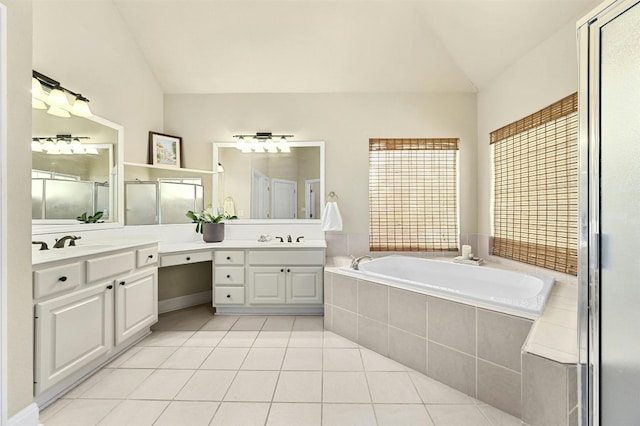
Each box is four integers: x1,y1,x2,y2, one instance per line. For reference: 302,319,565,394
40,305,523,426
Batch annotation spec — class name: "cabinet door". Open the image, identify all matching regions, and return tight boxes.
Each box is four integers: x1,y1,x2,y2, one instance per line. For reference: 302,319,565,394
35,283,114,394
286,267,324,304
248,267,286,304
115,269,158,345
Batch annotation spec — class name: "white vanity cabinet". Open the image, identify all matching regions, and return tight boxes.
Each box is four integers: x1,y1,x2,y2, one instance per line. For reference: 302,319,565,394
33,242,158,404
213,247,325,314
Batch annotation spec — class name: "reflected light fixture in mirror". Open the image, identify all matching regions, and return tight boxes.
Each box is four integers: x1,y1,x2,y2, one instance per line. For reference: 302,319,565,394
233,132,293,153
32,70,93,118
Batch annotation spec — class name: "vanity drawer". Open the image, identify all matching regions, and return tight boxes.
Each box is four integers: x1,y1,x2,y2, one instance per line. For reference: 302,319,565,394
86,251,135,283
214,251,245,265
248,250,325,266
137,246,158,268
214,286,245,305
214,267,245,285
160,251,212,267
34,262,82,299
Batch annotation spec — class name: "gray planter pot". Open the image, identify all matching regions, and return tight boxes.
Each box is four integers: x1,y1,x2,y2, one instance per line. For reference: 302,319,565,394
202,222,225,243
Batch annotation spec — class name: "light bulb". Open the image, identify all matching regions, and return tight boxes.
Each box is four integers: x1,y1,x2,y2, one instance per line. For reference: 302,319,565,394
31,141,44,152
71,97,92,117
48,87,70,107
253,143,265,153
279,137,291,153
31,78,47,100
32,98,47,110
43,139,56,151
47,105,71,118
241,145,253,153
56,140,72,154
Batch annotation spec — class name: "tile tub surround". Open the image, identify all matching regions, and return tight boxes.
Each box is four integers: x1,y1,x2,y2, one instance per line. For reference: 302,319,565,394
325,270,578,423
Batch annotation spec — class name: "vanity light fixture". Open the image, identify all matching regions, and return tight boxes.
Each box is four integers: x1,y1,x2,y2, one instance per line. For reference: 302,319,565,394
232,132,293,153
32,135,97,155
32,70,93,118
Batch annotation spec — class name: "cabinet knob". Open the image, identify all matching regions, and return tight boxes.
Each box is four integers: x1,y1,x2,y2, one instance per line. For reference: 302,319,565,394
119,281,126,286
148,254,154,259
226,294,231,298
280,268,284,272
287,269,291,273
58,276,68,282
226,274,231,279
186,256,191,261
226,256,231,260
106,285,113,290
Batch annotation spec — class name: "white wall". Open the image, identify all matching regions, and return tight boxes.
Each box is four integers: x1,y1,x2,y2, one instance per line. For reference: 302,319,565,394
164,92,477,256
32,0,164,163
2,0,35,418
476,21,581,274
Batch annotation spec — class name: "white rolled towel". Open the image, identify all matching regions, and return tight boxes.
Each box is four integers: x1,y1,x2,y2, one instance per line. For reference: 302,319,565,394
321,202,343,231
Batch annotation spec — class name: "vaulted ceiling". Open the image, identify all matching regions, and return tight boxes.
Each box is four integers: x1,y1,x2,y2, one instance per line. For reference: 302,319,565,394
111,0,597,94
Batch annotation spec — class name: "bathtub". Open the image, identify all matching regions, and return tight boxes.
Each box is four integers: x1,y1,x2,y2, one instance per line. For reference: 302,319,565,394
340,255,554,317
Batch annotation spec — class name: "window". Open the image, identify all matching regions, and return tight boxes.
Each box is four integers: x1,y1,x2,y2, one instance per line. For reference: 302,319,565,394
491,93,578,275
369,138,459,252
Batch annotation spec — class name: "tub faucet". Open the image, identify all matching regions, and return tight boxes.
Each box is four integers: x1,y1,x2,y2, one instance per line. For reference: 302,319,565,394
53,235,81,248
350,255,373,270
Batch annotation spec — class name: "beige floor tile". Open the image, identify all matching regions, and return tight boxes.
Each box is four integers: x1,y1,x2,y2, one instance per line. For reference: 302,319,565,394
63,369,113,398
231,315,267,331
288,331,324,348
38,397,73,423
159,346,213,369
224,370,279,401
293,316,324,331
136,331,194,347
409,371,475,404
360,348,406,371
426,405,491,426
254,331,291,347
43,399,120,426
273,371,322,402
210,402,270,426
218,330,259,347
321,403,376,426
79,369,153,399
104,347,142,368
96,400,168,426
323,372,371,403
374,404,434,426
267,403,321,426
153,401,220,426
182,330,227,347
323,331,359,348
477,404,524,426
323,348,364,371
175,370,236,401
118,346,177,368
241,347,286,370
281,348,323,370
262,316,296,331
152,305,213,331
200,347,250,370
127,369,194,400
366,371,422,403
201,315,239,331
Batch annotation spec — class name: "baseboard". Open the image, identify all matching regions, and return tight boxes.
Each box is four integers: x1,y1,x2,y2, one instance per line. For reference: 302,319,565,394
158,291,212,314
8,403,39,426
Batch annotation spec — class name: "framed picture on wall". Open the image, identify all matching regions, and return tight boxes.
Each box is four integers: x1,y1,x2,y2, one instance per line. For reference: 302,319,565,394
148,131,183,168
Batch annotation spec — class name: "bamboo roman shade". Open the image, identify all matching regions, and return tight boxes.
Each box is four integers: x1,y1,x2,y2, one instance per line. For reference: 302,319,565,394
491,93,578,275
369,138,459,252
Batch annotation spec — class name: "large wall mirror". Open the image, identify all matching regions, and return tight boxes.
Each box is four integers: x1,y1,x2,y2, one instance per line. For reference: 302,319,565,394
213,141,325,221
32,109,124,234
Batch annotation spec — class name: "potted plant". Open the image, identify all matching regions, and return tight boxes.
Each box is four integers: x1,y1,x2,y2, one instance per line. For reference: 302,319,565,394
186,210,238,243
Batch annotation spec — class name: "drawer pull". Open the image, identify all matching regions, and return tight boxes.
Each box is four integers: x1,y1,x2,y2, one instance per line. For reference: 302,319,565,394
226,274,231,279
226,294,231,298
287,269,291,273
148,254,154,259
58,276,68,282
186,256,191,261
280,268,284,272
106,285,113,290
226,256,231,260
119,281,126,286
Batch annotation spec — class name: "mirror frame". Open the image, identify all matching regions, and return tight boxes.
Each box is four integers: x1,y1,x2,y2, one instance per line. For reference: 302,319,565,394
212,140,325,223
32,114,125,235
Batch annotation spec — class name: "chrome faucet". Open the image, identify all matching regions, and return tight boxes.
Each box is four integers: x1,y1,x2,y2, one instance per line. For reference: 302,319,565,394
53,235,81,249
350,255,373,270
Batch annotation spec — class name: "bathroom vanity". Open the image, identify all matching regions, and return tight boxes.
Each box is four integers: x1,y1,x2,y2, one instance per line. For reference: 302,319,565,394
158,240,326,315
32,240,158,406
